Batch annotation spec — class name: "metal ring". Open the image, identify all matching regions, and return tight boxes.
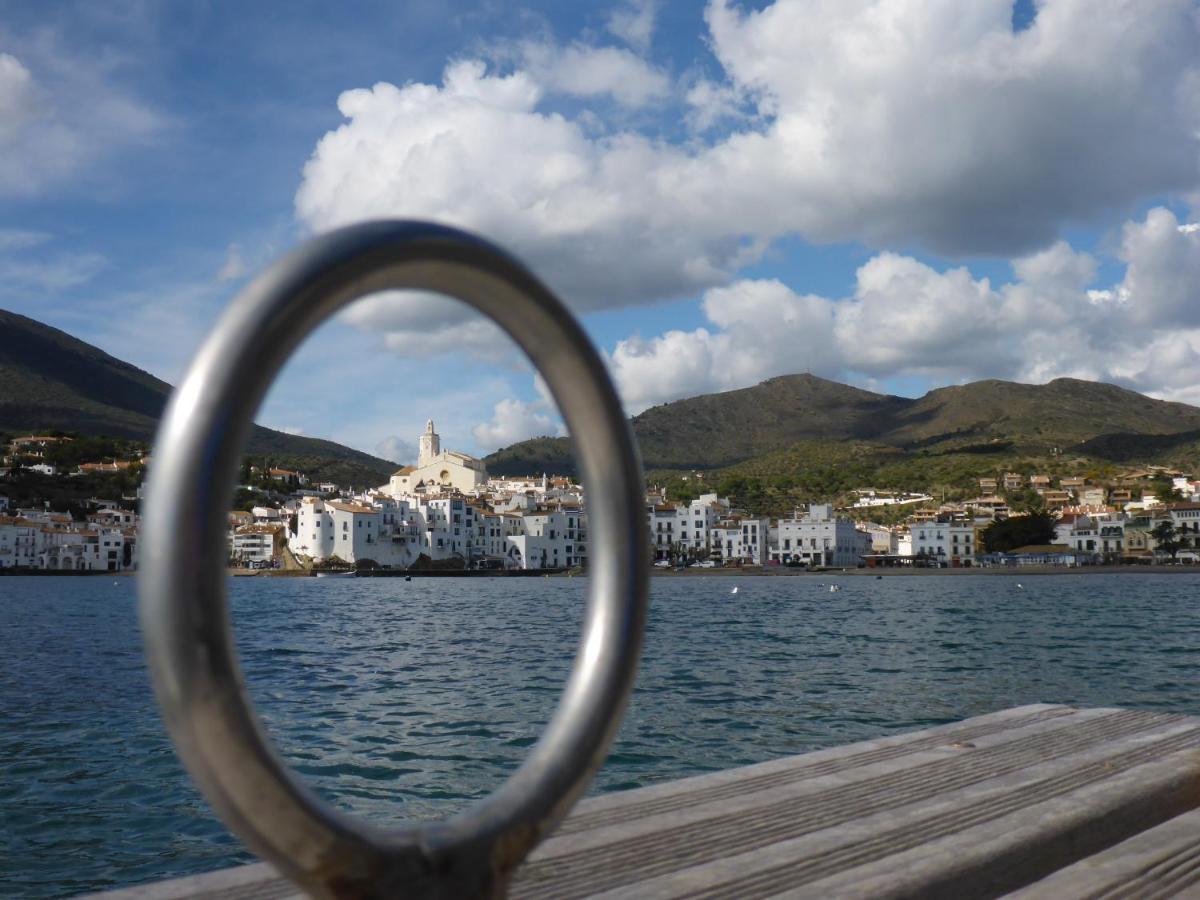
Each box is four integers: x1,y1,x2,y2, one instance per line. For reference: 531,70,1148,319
138,221,649,898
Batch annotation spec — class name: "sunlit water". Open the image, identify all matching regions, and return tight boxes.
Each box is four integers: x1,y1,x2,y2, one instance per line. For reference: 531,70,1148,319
2,573,1199,897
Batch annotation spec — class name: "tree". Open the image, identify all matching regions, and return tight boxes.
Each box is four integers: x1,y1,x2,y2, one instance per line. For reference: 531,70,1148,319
1007,487,1045,514
1152,476,1183,503
1151,520,1182,561
981,512,1057,553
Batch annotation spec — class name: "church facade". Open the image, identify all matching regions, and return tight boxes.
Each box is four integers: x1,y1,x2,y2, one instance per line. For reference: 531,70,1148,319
383,420,488,497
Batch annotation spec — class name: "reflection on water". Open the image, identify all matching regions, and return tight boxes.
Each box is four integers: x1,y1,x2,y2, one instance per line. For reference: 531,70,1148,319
2,573,1199,896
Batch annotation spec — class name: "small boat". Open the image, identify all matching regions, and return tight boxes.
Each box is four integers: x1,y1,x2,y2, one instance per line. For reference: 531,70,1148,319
315,571,356,578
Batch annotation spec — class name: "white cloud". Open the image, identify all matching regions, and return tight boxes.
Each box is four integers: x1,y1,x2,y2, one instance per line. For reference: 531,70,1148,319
472,398,560,451
518,42,670,107
375,435,417,464
216,243,247,282
683,77,748,131
0,228,49,252
0,46,161,196
607,0,659,53
0,231,105,294
296,0,1200,340
606,206,1200,411
0,53,38,143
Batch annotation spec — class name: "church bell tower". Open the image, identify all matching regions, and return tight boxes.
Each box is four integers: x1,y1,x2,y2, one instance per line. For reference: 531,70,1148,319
418,419,440,466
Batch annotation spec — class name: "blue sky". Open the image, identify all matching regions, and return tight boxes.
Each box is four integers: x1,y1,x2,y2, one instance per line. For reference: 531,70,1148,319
1,0,1198,464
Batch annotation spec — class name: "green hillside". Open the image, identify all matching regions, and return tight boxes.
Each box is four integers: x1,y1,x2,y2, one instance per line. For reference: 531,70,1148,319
0,309,396,487
487,373,1200,516
486,374,1200,476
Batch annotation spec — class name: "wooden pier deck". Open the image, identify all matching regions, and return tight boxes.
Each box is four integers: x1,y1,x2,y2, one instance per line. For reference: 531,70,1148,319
91,704,1200,899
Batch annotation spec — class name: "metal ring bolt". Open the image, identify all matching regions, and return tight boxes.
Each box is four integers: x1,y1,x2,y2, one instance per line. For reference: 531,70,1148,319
138,221,649,898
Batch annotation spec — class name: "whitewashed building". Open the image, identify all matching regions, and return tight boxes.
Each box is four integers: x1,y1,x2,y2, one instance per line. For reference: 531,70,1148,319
290,498,391,565
712,515,770,565
771,504,871,567
911,518,977,564
0,516,40,568
40,528,127,571
506,509,582,570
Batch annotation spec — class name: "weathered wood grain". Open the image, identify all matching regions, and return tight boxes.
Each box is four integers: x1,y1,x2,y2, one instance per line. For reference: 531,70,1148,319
86,705,1200,899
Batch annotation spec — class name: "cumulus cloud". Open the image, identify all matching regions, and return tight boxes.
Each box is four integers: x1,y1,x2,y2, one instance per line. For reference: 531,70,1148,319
296,0,1200,341
518,42,670,107
608,207,1200,411
472,398,561,450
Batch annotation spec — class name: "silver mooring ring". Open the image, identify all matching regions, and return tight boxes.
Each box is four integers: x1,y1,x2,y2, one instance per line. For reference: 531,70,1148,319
138,221,649,898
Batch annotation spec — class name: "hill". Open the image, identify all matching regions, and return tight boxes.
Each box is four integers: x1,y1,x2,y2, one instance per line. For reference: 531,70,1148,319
485,373,1200,514
485,374,1200,476
0,309,396,487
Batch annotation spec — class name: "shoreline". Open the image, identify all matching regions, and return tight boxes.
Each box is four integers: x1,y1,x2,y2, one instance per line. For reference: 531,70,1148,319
649,564,1200,577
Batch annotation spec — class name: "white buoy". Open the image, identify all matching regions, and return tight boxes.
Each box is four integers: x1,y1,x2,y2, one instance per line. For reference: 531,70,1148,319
730,586,739,595
1016,583,1024,589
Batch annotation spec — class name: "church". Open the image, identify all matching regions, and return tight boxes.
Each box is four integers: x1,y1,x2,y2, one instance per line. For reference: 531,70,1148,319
382,420,488,497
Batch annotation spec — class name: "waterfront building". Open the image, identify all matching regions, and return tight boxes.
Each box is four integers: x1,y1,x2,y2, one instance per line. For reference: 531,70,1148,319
506,509,580,569
771,504,871,567
912,516,976,565
0,516,40,568
232,524,285,565
39,527,127,571
1067,516,1124,559
675,493,729,560
859,522,899,554
648,502,677,560
290,497,391,565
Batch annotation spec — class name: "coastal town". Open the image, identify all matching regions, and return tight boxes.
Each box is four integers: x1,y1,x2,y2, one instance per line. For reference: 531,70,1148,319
2,421,1200,574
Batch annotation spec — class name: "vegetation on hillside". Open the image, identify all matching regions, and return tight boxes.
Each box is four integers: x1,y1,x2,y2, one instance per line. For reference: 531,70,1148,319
0,309,397,486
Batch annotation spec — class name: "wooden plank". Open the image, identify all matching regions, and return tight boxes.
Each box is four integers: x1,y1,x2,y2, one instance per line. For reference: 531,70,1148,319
1008,806,1200,899
83,862,295,900
82,705,1200,899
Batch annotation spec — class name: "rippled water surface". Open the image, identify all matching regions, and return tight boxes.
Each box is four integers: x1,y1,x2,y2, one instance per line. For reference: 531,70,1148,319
3,573,1200,897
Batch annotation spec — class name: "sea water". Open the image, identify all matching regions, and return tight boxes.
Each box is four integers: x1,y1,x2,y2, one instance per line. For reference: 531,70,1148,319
2,573,1199,897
